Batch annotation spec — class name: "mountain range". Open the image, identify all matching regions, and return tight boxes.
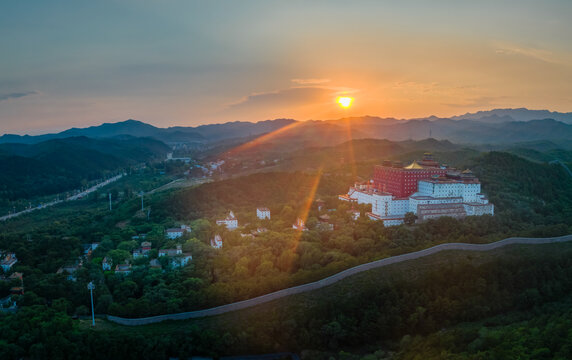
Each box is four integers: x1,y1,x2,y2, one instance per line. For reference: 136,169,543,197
2,108,571,148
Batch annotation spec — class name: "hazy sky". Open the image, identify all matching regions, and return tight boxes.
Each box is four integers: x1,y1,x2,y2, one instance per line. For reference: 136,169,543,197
1,0,571,134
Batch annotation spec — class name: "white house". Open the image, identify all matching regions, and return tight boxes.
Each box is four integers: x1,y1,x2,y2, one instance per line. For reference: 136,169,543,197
256,207,271,220
159,245,192,267
216,211,238,230
210,234,223,249
166,224,191,239
292,217,308,231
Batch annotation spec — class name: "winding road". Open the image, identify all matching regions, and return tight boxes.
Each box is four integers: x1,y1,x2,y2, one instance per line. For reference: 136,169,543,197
107,234,572,326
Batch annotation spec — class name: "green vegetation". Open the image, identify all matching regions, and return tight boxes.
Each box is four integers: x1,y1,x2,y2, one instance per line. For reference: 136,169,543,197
1,145,572,358
0,136,169,207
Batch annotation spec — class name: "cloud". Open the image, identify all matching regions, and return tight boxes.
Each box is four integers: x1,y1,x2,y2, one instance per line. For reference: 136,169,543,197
227,87,336,111
291,78,331,85
443,96,505,108
494,43,559,64
0,91,39,102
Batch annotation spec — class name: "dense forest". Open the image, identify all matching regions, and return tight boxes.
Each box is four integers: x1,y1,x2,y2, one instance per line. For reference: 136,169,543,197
0,136,169,201
1,149,572,358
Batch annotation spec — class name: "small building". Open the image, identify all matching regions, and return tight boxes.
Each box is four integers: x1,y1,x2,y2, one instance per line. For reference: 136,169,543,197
292,217,308,231
315,199,326,211
159,245,192,268
251,228,268,236
0,253,18,272
102,257,112,271
166,225,191,239
159,245,183,257
317,214,334,231
171,253,193,268
82,243,100,258
57,259,82,281
210,234,223,249
149,258,162,269
115,263,132,275
133,241,153,258
141,241,152,253
256,207,271,220
10,287,24,295
8,272,23,282
216,211,238,230
348,209,360,220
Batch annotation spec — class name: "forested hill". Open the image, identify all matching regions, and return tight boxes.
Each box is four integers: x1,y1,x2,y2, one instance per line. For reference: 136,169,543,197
0,136,170,201
470,151,572,226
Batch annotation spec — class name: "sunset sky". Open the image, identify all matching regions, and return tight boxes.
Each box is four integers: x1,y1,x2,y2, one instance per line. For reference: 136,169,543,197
1,0,571,134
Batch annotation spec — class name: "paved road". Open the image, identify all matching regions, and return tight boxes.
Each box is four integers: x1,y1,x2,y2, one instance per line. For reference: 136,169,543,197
550,160,572,178
0,174,124,221
107,234,572,326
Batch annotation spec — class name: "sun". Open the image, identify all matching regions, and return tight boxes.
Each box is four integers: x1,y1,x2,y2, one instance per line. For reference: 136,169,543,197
337,96,353,108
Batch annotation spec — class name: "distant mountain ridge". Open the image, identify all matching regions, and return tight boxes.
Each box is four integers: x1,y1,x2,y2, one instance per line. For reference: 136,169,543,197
0,118,297,145
2,108,572,147
451,108,572,124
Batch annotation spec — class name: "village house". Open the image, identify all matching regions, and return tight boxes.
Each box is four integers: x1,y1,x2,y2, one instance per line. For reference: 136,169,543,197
159,245,193,268
115,263,132,275
250,228,268,236
216,211,238,230
210,234,223,249
149,258,162,269
102,257,112,271
133,241,152,258
348,209,361,221
82,243,100,258
0,253,18,272
57,259,82,281
292,217,308,231
256,207,271,220
166,224,191,239
317,214,334,231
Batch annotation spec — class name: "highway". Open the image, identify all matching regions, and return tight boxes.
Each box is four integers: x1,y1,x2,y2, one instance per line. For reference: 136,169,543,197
0,174,124,221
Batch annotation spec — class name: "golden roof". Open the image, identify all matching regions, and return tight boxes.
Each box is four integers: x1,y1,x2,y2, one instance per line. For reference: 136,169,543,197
404,160,424,169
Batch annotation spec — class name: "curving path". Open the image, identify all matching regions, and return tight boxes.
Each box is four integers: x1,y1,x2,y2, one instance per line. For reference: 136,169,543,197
107,234,572,326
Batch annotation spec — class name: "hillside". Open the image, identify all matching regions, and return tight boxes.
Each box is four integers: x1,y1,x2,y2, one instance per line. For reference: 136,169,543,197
452,108,572,124
0,136,170,200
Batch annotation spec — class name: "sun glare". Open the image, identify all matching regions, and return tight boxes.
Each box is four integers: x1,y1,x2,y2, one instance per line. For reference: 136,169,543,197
337,97,353,108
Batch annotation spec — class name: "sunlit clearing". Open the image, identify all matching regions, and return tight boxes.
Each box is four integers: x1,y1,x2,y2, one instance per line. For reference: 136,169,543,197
337,97,353,108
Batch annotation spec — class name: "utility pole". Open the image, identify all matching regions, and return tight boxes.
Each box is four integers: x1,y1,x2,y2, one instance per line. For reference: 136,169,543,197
109,193,112,211
87,282,95,327
139,191,144,211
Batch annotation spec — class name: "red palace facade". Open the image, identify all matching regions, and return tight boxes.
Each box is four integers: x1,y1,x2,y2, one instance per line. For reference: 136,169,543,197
373,153,447,198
